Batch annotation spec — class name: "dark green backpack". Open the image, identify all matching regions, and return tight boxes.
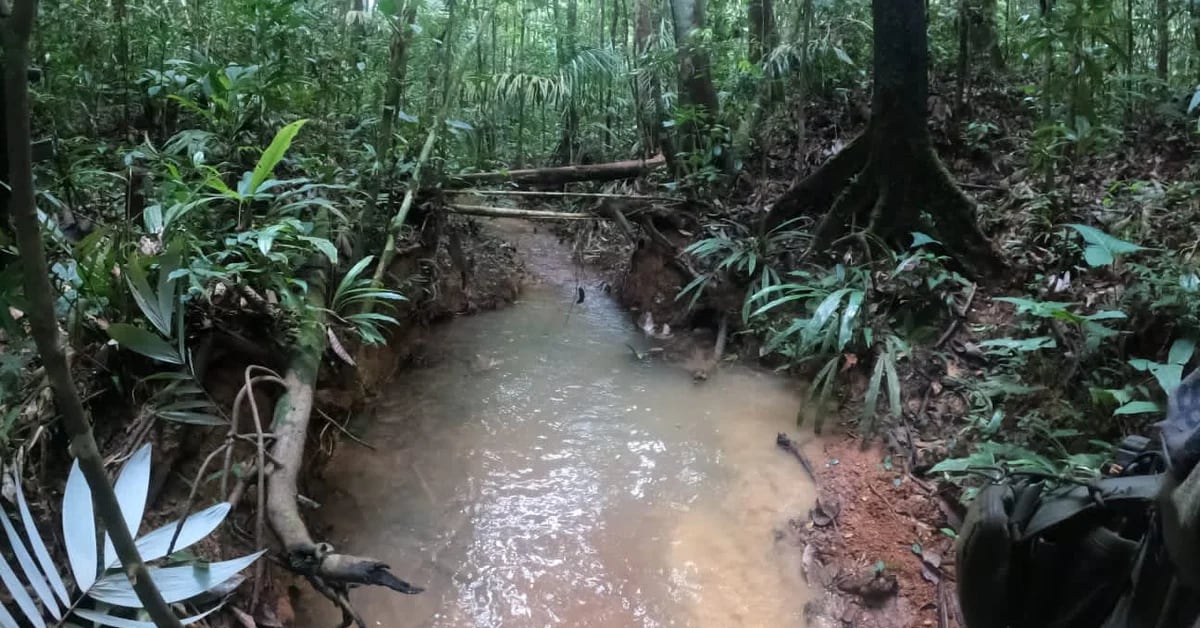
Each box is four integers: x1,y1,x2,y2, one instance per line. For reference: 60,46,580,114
957,370,1200,628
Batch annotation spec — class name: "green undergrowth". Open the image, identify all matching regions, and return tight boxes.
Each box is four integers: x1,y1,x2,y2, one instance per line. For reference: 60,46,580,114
678,209,1200,493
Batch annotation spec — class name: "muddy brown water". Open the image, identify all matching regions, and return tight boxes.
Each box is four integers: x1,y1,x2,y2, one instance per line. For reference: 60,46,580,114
304,221,816,627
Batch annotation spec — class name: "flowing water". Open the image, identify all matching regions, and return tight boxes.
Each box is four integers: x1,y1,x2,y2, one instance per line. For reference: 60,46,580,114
305,222,816,627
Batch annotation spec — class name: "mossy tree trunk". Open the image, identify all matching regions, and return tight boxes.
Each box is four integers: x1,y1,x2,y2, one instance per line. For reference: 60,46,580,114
763,0,1002,276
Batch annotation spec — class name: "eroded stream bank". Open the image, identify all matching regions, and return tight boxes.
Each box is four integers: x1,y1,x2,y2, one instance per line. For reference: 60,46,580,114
304,220,816,626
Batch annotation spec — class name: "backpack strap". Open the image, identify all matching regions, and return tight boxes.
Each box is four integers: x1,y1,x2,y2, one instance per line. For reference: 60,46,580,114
956,483,1015,628
1020,475,1161,541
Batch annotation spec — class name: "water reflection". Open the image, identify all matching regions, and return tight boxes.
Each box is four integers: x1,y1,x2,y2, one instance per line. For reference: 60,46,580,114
306,265,814,627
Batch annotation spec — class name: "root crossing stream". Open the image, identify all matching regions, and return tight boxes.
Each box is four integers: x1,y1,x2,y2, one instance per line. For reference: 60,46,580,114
304,222,816,627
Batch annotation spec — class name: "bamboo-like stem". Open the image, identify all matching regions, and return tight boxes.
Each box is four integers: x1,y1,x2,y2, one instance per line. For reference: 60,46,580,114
4,2,183,625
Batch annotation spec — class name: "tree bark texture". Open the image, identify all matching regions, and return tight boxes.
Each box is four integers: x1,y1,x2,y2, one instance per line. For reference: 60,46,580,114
763,0,1002,276
748,0,777,65
965,0,1002,68
669,0,722,151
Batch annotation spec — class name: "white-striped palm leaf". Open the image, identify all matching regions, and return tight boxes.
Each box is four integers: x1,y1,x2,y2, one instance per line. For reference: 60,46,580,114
0,444,264,627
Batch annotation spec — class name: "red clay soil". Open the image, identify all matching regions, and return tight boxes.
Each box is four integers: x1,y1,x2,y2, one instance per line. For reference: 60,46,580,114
792,435,959,628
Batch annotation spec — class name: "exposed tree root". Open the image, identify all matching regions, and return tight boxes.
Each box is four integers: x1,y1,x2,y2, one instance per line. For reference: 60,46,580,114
765,127,1004,277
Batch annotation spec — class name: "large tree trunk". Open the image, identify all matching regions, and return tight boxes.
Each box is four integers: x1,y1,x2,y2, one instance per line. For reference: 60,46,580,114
763,0,1002,276
748,0,777,66
668,0,734,173
965,0,1002,69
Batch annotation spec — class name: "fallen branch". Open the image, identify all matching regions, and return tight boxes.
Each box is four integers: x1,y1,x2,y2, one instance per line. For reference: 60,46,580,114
446,203,600,220
775,432,818,484
267,212,422,624
448,188,683,202
445,154,666,187
935,282,977,349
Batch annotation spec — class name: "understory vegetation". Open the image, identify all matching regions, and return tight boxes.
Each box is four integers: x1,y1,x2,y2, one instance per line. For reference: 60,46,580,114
1,0,1200,623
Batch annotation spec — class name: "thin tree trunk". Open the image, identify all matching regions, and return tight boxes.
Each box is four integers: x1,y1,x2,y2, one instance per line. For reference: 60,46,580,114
669,0,734,174
955,0,970,115
361,5,417,239
1158,0,1170,82
4,2,183,625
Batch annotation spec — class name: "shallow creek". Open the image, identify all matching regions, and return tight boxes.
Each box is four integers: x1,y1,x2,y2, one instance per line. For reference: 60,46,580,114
304,222,816,627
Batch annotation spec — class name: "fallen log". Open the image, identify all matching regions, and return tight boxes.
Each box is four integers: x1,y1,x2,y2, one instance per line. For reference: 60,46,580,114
448,189,684,203
268,212,421,628
446,204,600,220
445,153,666,187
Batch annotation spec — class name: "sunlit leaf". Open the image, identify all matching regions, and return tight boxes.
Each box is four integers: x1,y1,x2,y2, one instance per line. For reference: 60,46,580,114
74,603,222,627
0,501,61,619
249,119,308,197
1114,400,1162,415
127,504,232,566
63,461,98,592
90,551,266,607
1169,338,1196,366
13,468,70,606
102,444,152,569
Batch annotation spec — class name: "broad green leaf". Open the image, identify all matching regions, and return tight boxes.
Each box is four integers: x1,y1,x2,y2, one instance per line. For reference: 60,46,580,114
805,288,851,343
300,236,338,265
862,355,886,433
1114,400,1162,415
157,411,226,425
143,204,163,234
257,231,276,256
1153,363,1184,394
156,399,218,413
63,460,98,592
1084,310,1126,321
1066,224,1144,267
13,468,70,606
910,232,939,248
125,260,170,336
837,291,865,351
249,119,308,197
157,244,181,338
1169,338,1196,366
90,551,266,607
102,444,152,569
762,318,808,355
883,353,901,417
107,324,183,364
126,503,231,566
0,500,62,619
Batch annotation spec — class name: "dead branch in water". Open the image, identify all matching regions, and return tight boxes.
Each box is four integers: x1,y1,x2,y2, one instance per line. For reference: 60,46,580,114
775,432,818,485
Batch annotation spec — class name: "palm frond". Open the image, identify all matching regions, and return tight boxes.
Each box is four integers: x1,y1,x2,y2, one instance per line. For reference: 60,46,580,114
1,444,261,626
